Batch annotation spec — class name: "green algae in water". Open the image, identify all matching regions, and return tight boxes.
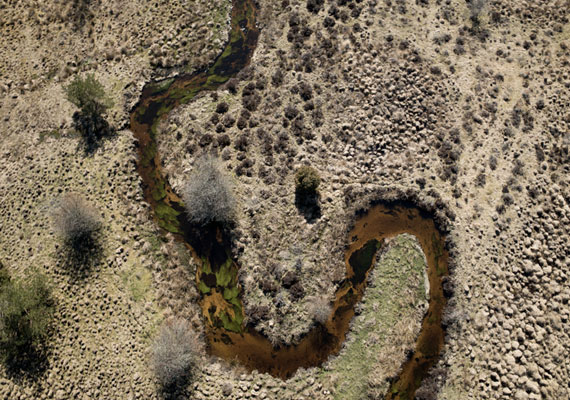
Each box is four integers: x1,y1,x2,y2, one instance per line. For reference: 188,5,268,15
152,180,167,202
146,78,175,96
198,281,211,294
215,258,235,287
155,202,180,233
201,257,212,275
223,286,239,301
219,304,244,333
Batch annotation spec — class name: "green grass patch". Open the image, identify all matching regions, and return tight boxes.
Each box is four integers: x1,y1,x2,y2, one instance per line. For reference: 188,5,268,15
321,234,427,400
121,264,153,302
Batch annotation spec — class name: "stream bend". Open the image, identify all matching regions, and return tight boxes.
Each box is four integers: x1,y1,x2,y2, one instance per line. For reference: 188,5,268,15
129,1,449,398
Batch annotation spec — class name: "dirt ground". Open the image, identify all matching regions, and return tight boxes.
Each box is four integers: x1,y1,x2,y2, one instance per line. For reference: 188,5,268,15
1,0,569,399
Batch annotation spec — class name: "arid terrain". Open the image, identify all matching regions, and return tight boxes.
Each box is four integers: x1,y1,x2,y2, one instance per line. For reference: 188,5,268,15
1,0,568,399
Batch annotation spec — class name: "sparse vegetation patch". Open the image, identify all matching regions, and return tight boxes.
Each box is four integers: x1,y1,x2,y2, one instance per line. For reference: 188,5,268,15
0,267,54,366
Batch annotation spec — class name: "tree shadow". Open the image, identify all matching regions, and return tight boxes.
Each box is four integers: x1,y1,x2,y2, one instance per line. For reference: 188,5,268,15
158,382,193,400
2,345,50,383
56,232,103,281
72,111,116,155
295,191,322,223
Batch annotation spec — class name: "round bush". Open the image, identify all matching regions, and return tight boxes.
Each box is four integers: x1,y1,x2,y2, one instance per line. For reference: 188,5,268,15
295,166,321,195
152,319,199,387
182,156,236,226
51,194,100,249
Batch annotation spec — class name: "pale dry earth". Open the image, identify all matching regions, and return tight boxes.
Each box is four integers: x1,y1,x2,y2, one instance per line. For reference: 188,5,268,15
1,0,569,399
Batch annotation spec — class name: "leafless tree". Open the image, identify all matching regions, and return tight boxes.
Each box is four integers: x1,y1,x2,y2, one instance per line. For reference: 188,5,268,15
152,319,199,388
182,156,236,226
51,194,100,249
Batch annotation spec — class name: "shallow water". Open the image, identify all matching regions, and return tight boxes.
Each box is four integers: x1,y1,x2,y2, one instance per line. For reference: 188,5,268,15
129,1,448,397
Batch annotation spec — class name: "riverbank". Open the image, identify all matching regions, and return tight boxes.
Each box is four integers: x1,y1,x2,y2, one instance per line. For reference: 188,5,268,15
0,0,568,399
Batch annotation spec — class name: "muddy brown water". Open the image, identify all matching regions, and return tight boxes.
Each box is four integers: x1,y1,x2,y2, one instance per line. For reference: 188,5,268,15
129,1,449,398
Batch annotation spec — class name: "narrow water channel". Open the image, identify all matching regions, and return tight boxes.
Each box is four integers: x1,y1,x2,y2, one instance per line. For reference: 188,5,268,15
129,1,449,398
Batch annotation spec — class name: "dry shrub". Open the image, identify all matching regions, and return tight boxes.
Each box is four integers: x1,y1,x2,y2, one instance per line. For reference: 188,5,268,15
182,156,236,226
307,296,332,325
152,319,200,388
51,194,100,250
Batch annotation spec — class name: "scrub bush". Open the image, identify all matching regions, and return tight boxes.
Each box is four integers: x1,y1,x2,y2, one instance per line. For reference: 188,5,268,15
182,156,236,226
295,166,320,195
0,269,54,363
65,74,114,152
152,319,199,388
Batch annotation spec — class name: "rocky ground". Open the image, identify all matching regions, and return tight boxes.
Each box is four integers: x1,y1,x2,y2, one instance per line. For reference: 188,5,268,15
159,0,569,398
0,0,230,399
1,0,569,399
0,0,231,131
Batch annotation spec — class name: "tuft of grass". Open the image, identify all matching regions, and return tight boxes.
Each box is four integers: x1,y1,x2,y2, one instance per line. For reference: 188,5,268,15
39,129,63,143
121,264,153,302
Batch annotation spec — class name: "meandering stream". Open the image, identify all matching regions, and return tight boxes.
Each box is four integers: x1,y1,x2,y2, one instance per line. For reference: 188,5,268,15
129,1,449,398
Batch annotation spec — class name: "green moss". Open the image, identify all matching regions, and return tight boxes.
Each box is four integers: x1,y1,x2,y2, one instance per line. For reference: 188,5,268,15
147,78,175,96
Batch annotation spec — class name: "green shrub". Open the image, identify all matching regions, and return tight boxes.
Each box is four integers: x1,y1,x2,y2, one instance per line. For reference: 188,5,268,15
65,74,114,152
0,270,54,362
295,166,320,195
65,73,113,116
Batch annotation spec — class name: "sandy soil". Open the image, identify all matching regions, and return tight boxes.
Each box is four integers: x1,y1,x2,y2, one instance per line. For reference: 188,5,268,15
1,0,569,399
